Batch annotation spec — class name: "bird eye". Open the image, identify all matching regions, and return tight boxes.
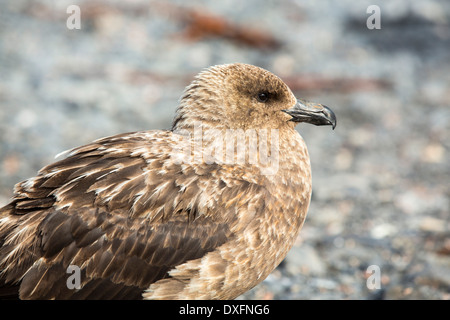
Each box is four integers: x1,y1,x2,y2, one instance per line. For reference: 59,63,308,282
257,91,270,103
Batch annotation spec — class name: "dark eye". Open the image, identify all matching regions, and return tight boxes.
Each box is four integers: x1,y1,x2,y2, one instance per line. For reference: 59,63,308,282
257,91,270,103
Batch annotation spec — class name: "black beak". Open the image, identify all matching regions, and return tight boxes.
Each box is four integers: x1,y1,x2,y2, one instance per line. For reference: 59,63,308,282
282,99,337,130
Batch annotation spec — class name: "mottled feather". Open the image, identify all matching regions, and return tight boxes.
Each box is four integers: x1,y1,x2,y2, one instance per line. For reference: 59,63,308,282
0,63,335,299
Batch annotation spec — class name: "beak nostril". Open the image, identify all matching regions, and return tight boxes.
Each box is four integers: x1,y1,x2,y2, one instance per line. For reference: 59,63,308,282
283,100,336,129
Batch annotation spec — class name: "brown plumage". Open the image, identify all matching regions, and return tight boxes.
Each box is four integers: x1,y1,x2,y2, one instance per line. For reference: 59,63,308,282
0,63,336,299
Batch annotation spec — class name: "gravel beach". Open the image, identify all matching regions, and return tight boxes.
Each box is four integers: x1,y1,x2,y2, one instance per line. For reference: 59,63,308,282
0,0,448,300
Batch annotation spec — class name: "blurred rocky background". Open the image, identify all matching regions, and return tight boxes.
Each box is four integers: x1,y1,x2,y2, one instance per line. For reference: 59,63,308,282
0,0,448,299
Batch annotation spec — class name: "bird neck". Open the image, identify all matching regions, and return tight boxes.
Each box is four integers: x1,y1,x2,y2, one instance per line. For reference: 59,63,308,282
171,120,309,179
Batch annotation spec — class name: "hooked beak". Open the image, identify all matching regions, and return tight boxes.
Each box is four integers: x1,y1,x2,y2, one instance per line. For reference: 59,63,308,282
282,99,337,130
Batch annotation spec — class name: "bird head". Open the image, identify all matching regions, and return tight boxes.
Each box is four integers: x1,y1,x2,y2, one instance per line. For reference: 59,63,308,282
172,63,336,132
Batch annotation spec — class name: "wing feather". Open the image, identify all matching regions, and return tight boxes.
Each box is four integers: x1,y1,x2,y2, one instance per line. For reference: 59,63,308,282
0,130,262,299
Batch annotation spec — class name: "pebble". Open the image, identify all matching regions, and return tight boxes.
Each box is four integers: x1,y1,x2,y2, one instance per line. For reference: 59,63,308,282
1,0,448,300
284,245,326,276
